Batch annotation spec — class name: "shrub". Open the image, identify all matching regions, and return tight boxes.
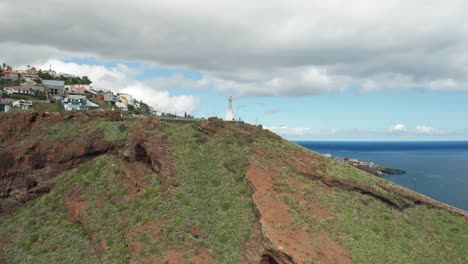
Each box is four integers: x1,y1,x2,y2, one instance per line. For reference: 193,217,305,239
208,117,224,128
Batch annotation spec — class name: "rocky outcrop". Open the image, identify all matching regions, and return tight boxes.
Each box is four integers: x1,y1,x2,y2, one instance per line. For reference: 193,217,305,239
0,111,122,217
122,117,177,192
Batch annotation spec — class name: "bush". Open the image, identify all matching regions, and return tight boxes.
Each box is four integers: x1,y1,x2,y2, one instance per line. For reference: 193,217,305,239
208,117,224,128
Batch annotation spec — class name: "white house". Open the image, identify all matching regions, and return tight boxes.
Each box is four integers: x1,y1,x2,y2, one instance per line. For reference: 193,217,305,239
5,86,34,96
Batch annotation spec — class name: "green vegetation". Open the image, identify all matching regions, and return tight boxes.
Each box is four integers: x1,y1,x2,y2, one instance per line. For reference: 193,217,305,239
0,120,257,263
255,129,468,264
0,186,95,263
32,117,131,144
127,105,141,115
36,70,92,85
31,102,62,113
0,117,466,264
90,119,129,141
329,188,467,263
90,99,113,110
151,122,255,262
0,79,20,90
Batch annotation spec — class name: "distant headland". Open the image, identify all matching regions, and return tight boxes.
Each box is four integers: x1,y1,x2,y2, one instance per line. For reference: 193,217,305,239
321,154,406,177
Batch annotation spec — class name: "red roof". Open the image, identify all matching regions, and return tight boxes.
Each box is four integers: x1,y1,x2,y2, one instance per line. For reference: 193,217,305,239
71,87,86,93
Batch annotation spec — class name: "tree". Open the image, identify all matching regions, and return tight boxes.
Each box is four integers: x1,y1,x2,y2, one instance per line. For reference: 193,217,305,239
2,63,6,69
82,76,92,85
6,65,12,70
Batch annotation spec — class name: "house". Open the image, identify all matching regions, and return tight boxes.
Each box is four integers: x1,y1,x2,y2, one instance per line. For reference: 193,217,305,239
1,70,19,81
62,95,100,111
4,86,35,96
11,100,33,110
103,92,117,104
85,88,98,99
42,80,65,96
115,102,128,111
65,84,89,95
117,93,135,106
4,85,45,96
20,68,40,85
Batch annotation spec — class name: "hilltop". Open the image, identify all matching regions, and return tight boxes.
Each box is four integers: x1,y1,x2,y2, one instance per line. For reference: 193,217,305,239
0,112,466,263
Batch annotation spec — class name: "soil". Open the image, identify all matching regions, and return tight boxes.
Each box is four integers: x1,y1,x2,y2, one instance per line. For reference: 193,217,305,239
247,147,353,263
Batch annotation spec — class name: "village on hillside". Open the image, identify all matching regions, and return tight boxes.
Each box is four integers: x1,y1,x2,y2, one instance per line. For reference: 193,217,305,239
0,63,189,118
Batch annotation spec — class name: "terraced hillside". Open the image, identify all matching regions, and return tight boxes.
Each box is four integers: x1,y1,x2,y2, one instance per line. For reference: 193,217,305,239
0,112,466,263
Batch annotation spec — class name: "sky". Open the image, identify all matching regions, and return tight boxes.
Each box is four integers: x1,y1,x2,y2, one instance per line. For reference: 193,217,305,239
1,0,467,140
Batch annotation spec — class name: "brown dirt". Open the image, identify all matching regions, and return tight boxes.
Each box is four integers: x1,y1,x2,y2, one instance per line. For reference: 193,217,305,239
248,146,353,264
317,231,353,264
191,248,214,264
162,249,187,264
122,161,151,197
142,255,160,264
0,111,122,217
123,117,178,192
241,219,266,264
160,248,214,264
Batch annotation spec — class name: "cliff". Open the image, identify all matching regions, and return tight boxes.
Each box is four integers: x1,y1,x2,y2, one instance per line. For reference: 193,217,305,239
0,112,466,264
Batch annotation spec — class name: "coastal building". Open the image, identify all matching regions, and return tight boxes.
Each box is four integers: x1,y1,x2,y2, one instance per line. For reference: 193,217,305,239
4,85,45,96
1,70,19,81
4,86,35,96
86,88,98,99
20,68,40,85
103,92,117,104
11,100,33,110
118,93,135,106
115,101,128,111
42,79,65,96
65,84,89,95
225,96,235,121
62,95,100,111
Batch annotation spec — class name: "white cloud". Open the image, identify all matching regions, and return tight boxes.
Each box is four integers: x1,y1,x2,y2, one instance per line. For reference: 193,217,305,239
1,0,468,96
390,124,408,133
265,125,465,140
120,85,199,115
148,74,210,91
416,125,439,134
26,60,200,115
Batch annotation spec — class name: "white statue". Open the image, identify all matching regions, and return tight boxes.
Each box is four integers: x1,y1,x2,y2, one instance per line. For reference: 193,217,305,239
226,96,235,121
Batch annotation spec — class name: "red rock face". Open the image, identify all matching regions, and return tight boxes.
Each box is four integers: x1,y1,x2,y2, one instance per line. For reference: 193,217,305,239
0,111,122,217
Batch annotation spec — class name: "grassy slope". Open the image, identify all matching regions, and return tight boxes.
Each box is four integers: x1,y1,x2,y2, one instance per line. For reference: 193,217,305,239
31,102,63,113
0,119,466,263
0,120,257,263
253,133,467,263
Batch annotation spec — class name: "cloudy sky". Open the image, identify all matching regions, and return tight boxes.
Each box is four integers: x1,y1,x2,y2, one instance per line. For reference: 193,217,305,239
1,0,467,140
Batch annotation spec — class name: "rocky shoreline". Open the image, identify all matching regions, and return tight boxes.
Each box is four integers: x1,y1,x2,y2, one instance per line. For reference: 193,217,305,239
322,154,406,177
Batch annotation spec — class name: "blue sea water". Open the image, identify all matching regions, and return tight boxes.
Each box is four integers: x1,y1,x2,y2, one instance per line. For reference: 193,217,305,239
295,141,468,211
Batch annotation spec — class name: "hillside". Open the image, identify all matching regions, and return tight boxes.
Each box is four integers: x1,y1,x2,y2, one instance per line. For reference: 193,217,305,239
0,112,466,264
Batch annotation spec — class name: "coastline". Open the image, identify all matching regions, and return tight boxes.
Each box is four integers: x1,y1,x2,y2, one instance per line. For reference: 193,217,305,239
322,153,406,177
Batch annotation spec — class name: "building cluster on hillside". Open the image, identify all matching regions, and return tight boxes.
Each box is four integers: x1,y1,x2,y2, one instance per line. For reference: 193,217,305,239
0,64,155,115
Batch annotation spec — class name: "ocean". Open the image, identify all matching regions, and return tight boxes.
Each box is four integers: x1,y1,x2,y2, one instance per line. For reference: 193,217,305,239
296,141,468,211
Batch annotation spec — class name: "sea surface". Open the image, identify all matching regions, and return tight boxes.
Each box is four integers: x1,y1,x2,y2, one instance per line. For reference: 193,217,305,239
296,141,468,211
